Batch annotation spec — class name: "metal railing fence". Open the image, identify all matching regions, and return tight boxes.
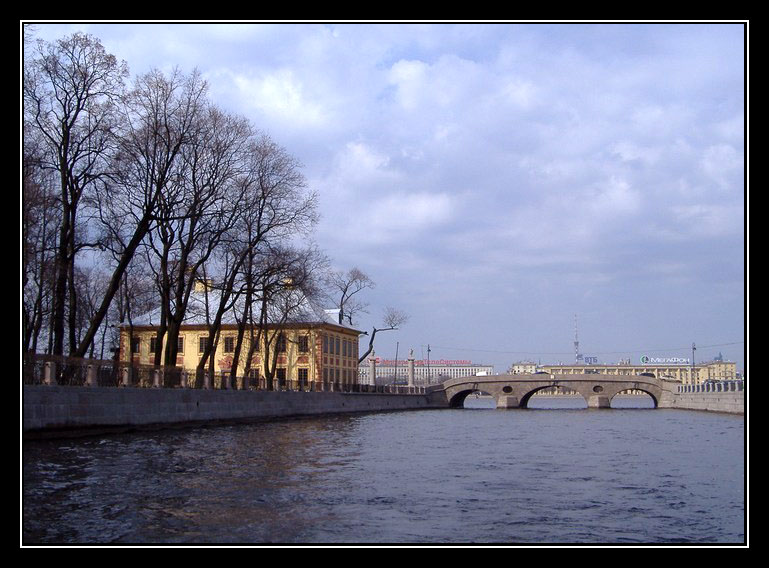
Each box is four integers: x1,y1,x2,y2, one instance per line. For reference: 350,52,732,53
22,353,426,394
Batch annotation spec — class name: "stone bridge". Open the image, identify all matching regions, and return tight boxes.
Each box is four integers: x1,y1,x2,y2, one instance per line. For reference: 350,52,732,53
427,373,680,409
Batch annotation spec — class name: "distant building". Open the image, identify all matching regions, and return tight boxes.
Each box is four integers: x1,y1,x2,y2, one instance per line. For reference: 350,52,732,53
539,358,737,385
508,361,537,374
359,357,494,386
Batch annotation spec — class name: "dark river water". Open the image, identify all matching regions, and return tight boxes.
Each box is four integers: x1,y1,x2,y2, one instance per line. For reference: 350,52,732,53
22,396,745,545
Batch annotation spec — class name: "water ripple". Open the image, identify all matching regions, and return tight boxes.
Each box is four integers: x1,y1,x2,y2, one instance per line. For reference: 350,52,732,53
23,407,744,544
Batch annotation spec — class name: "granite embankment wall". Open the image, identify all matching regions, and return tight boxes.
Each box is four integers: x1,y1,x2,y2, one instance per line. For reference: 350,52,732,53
23,385,444,436
22,381,744,437
664,390,744,414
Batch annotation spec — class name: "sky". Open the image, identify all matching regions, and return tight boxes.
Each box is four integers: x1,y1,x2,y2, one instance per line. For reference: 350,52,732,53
24,22,747,373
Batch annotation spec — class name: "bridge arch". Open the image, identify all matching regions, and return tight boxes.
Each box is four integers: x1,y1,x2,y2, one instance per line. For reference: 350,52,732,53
609,388,658,408
519,385,587,409
448,388,493,408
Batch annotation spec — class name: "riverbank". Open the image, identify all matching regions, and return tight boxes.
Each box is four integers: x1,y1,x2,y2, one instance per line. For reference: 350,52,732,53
22,385,442,438
665,389,744,414
23,381,744,439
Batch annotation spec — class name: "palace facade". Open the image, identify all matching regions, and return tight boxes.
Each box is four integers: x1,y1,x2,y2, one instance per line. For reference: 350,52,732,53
118,282,362,388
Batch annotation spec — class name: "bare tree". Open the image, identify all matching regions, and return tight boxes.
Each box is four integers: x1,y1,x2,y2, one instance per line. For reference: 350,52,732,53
195,134,319,381
358,306,410,364
257,246,326,390
326,267,375,326
74,67,208,360
325,267,408,363
22,136,59,354
147,104,252,367
24,32,128,356
110,265,155,364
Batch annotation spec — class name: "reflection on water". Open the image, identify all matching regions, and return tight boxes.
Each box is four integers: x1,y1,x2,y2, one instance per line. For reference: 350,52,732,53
23,404,744,544
463,394,656,410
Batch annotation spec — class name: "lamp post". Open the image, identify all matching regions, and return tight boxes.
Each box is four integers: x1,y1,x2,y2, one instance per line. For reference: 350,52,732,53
394,341,399,385
691,342,697,385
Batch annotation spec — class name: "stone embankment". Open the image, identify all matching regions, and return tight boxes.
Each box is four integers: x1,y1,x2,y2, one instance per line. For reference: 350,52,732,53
22,379,744,438
23,385,442,437
664,382,745,414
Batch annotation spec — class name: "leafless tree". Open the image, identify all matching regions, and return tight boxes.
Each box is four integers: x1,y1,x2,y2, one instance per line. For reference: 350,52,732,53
145,104,252,367
109,265,155,364
195,134,319,381
256,246,326,390
325,267,408,363
24,32,128,357
358,306,410,364
325,267,375,326
22,136,59,354
76,67,208,361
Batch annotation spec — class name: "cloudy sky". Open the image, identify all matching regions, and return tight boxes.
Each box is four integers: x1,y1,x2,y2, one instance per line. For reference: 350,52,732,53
26,22,747,372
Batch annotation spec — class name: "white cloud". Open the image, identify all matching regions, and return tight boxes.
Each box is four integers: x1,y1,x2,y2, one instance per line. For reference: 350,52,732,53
28,22,746,369
387,59,429,111
372,191,455,230
220,68,329,129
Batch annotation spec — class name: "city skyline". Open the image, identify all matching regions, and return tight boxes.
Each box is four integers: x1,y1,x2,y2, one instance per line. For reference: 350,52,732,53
25,22,747,374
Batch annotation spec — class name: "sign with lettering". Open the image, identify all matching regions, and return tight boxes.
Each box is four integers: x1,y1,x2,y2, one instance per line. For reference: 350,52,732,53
640,355,691,365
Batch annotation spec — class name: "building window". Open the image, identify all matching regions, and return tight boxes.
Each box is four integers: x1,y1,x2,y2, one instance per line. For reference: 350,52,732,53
177,336,184,354
323,335,328,354
298,368,308,384
150,336,158,353
298,335,309,353
248,368,260,389
335,337,340,356
199,336,210,354
131,337,140,354
277,333,287,353
224,336,235,353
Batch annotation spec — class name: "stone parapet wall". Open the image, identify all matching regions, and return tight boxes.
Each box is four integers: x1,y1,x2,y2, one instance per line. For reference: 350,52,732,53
665,390,744,414
23,385,442,435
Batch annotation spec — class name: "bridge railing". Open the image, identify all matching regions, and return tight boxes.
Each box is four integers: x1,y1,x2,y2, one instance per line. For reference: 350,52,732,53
676,380,745,394
22,353,426,395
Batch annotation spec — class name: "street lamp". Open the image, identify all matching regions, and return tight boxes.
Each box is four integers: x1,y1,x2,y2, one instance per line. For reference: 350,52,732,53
691,342,697,385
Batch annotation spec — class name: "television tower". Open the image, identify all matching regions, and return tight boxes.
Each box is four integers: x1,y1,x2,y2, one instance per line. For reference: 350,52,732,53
574,314,583,364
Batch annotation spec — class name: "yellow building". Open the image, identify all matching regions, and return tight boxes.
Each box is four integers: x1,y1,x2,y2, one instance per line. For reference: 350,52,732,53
119,284,361,389
508,361,537,374
539,358,737,386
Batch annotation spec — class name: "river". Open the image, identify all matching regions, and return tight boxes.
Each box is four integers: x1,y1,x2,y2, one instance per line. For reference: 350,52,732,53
22,396,744,545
